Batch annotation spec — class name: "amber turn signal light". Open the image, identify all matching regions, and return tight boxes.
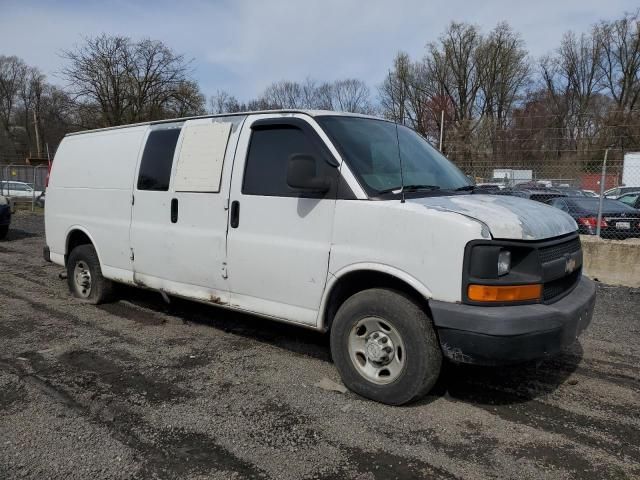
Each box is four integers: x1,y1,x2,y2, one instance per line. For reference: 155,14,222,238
468,284,542,302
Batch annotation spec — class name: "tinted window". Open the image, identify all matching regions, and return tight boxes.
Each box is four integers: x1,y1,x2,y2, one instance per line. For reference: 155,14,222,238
243,126,336,197
137,128,182,191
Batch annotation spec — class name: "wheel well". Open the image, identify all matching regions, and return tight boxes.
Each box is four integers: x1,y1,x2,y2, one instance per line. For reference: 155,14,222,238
66,230,92,264
323,270,430,331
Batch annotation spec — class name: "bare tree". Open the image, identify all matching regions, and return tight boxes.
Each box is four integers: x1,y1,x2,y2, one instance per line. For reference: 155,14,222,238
427,23,485,125
597,10,640,111
479,22,530,130
0,56,28,134
257,78,373,113
261,80,305,108
209,89,243,114
61,34,205,127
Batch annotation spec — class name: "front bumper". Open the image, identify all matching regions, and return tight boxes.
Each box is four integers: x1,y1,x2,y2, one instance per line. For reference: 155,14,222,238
430,276,596,365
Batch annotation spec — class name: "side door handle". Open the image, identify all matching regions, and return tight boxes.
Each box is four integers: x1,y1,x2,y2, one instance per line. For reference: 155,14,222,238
230,200,240,228
171,198,178,223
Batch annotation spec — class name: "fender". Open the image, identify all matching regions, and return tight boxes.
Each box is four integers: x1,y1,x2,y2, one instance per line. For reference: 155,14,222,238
64,225,104,267
316,262,434,330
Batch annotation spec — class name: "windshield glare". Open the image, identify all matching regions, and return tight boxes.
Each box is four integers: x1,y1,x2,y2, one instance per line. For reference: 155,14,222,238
317,116,470,195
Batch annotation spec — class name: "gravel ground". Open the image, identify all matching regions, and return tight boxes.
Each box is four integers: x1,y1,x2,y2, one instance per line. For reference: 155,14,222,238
1,211,639,479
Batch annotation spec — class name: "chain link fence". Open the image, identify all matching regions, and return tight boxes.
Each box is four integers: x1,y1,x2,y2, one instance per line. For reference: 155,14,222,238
0,164,48,212
438,110,640,241
449,150,640,241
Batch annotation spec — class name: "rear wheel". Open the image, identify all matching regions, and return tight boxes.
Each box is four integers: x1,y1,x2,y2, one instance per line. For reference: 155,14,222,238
330,288,442,405
66,244,113,304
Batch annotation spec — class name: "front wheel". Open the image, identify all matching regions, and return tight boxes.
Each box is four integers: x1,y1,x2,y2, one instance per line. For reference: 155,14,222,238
66,244,113,304
330,288,442,405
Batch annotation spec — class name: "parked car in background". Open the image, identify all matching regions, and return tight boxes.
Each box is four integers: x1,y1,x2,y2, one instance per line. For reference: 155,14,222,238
0,180,42,199
0,194,11,239
498,187,568,203
555,187,590,197
603,186,640,199
547,197,640,238
475,182,506,190
617,191,640,209
556,187,598,198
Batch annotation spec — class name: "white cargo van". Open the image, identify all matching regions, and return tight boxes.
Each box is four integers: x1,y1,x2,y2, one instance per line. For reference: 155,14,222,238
45,110,595,405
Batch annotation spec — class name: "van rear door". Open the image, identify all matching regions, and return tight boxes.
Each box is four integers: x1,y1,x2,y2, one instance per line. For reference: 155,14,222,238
129,117,243,301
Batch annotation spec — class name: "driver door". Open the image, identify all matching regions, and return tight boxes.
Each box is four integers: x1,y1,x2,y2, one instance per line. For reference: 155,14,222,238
225,115,340,326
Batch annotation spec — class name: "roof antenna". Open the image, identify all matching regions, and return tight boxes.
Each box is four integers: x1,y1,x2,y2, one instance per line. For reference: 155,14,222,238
388,70,406,203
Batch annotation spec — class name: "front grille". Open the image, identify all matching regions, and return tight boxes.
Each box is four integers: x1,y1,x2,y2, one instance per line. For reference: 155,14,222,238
538,236,581,263
543,269,581,302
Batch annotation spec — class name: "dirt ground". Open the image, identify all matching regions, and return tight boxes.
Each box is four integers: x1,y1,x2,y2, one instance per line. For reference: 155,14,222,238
0,211,639,480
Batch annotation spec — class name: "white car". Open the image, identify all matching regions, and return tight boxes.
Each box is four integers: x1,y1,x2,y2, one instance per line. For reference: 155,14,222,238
604,186,640,199
0,180,41,199
44,110,595,405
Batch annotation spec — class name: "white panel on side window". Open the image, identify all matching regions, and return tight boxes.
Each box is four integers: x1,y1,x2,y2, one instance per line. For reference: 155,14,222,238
174,121,232,192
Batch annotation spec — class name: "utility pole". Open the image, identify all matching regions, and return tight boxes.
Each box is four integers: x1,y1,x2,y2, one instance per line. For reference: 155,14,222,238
596,148,609,238
439,110,445,152
33,110,42,158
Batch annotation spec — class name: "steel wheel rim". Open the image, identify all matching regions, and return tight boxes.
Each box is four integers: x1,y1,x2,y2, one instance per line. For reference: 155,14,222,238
73,260,92,298
348,316,406,385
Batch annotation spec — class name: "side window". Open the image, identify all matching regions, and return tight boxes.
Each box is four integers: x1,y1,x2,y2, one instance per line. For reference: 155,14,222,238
553,199,567,211
137,127,182,191
242,126,336,197
619,194,638,206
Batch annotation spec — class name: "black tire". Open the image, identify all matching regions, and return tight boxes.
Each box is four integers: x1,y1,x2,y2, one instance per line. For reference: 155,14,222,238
66,244,113,304
0,225,8,240
330,288,442,405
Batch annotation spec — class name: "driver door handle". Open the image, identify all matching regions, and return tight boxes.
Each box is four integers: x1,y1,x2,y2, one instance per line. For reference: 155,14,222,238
230,200,240,228
171,198,178,223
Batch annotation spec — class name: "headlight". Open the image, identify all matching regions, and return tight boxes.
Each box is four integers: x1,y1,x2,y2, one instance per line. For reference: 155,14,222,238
497,250,511,276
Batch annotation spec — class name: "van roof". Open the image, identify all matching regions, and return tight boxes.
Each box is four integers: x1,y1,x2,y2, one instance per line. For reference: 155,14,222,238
65,109,382,137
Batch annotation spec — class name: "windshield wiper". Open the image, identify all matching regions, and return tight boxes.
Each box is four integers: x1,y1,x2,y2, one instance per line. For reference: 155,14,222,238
454,185,476,191
377,184,441,195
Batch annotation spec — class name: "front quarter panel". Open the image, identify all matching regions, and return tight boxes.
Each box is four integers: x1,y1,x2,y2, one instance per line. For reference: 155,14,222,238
329,199,485,304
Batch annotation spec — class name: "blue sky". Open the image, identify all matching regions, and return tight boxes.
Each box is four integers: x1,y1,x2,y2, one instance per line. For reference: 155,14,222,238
0,0,637,102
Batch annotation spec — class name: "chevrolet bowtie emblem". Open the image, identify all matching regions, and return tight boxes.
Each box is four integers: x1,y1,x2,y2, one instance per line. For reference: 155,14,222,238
565,255,577,274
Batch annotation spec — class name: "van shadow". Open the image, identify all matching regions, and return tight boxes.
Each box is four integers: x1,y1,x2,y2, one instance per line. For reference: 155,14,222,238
116,286,582,405
118,286,332,362
418,343,583,407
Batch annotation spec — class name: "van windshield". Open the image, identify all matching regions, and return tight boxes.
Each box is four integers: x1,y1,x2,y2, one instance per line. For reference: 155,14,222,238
317,116,470,196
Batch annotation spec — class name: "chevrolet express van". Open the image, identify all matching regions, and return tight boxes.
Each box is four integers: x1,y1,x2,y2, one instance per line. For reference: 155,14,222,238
44,110,595,405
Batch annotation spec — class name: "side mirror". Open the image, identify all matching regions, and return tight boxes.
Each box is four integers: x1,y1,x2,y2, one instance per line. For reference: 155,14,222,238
286,154,330,193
